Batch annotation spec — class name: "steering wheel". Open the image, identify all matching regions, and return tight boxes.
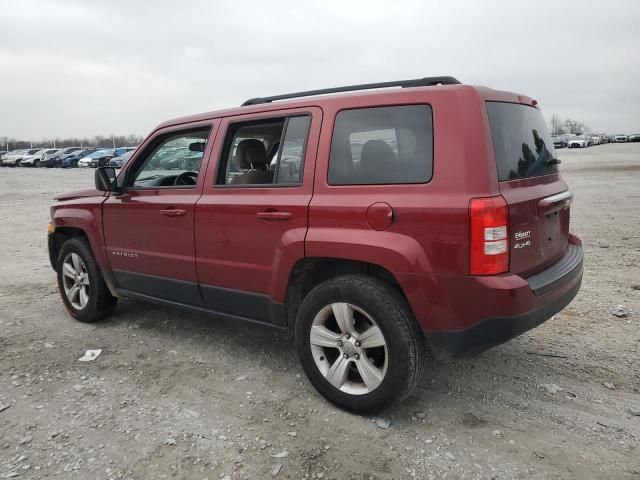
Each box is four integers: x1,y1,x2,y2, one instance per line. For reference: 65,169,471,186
174,171,198,186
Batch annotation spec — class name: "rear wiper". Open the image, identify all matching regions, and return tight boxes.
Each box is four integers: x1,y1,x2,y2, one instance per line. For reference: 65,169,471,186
546,158,562,166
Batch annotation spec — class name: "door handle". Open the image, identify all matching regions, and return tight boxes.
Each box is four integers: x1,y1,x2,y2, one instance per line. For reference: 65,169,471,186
256,210,293,221
538,190,573,215
160,208,187,217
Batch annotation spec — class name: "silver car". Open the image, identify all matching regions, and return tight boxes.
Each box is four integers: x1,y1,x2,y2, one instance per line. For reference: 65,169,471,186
19,148,61,167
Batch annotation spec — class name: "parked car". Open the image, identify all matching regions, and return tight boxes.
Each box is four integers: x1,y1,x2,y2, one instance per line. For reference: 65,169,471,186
61,148,97,168
114,147,136,156
48,76,583,412
551,135,567,148
629,134,640,142
78,149,115,168
40,147,83,167
568,136,589,148
107,149,136,168
20,148,61,167
614,134,629,142
1,149,26,166
4,148,42,167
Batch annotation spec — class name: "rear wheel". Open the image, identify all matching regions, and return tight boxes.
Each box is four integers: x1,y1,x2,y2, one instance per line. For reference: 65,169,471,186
295,274,424,413
56,237,117,322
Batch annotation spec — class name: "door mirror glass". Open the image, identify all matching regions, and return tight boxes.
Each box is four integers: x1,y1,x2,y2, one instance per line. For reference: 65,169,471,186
95,166,117,191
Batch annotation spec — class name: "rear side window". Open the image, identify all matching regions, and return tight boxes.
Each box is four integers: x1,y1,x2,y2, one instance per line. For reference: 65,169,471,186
328,105,433,185
217,115,310,186
486,102,558,181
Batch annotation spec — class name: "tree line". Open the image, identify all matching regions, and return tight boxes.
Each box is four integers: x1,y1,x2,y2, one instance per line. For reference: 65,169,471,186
1,134,144,151
549,115,590,136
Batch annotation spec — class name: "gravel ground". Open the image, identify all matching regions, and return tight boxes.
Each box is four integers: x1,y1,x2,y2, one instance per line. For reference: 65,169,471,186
0,143,639,479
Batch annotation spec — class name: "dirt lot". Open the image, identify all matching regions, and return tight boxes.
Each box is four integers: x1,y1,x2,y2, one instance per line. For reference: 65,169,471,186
0,143,639,479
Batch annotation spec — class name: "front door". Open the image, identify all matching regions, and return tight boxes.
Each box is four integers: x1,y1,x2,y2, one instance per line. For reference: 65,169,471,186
102,123,216,305
195,108,321,325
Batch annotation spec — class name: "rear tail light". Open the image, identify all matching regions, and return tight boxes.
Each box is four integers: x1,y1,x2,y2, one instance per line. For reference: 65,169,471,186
470,196,509,275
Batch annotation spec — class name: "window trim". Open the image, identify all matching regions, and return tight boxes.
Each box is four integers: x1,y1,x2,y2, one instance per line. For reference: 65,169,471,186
327,103,435,187
215,113,312,189
123,125,213,190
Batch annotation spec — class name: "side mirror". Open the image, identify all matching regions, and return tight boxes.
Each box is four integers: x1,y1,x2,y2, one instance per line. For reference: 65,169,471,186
95,166,117,191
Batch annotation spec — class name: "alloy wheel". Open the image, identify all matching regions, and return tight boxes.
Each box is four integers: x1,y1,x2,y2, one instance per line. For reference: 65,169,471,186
62,253,90,310
309,302,388,395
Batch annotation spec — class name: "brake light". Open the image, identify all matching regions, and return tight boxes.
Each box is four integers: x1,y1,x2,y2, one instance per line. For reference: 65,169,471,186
470,196,509,275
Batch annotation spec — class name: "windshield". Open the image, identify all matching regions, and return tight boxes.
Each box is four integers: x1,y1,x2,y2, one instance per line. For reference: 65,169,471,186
486,102,558,181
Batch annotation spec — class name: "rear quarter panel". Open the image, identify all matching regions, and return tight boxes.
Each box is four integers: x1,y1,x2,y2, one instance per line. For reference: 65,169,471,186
307,85,497,276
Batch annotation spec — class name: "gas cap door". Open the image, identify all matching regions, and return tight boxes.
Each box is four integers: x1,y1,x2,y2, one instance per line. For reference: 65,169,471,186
366,202,394,231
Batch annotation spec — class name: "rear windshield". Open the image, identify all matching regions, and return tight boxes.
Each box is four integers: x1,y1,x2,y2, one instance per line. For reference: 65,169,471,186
486,102,558,181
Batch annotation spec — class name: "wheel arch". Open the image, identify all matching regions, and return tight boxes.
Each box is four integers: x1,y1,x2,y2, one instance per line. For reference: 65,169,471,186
49,226,90,271
283,257,411,334
50,206,108,272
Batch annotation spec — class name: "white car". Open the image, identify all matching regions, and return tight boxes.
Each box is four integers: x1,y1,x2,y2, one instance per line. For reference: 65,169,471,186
19,148,60,167
2,148,41,166
567,136,589,148
614,134,629,142
78,149,112,167
1,149,25,166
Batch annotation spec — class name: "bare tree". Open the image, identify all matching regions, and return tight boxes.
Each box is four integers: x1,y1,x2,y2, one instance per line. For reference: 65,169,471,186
563,118,587,135
550,114,564,135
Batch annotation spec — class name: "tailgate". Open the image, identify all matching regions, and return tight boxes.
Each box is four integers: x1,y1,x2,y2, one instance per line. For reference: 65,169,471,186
486,101,571,277
499,179,571,276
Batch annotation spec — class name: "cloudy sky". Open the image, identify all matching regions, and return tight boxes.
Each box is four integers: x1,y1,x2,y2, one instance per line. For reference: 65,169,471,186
1,0,638,140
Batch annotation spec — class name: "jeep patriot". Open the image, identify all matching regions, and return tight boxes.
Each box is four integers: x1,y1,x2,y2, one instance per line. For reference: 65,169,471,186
48,76,583,412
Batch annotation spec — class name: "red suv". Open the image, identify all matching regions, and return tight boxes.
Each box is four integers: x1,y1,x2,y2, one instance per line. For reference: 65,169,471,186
48,77,583,412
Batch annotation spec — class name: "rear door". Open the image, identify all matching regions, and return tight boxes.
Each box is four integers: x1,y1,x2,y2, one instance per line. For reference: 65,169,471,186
486,101,571,277
195,107,321,325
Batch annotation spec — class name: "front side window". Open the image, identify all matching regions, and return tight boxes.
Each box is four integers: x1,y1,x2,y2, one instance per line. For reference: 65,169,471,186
130,128,210,188
217,115,311,186
328,105,433,185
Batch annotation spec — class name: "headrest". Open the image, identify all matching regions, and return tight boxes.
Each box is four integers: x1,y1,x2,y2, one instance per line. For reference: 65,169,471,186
189,142,205,153
360,140,396,168
235,139,267,170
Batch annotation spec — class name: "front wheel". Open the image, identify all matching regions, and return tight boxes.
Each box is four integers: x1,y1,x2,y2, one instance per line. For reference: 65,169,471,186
56,237,117,322
295,274,425,413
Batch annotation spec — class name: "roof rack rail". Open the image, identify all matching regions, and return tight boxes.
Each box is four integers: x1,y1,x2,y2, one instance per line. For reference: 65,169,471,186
241,76,461,106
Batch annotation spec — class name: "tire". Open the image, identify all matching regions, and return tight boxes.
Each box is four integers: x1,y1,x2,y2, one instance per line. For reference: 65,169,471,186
56,237,117,322
295,274,425,413
34,160,40,167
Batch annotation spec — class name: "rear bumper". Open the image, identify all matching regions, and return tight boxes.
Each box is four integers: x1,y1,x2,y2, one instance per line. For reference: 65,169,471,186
427,270,581,356
396,242,583,357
